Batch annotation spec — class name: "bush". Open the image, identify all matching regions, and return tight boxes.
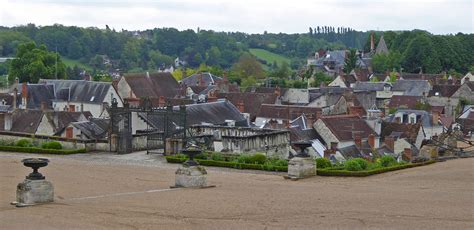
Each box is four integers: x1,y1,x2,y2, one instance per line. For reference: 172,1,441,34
273,159,288,167
352,158,369,170
194,152,208,160
210,152,224,161
317,160,435,177
16,139,33,147
236,154,252,164
0,145,86,154
380,155,397,167
345,160,363,171
316,158,332,169
41,141,63,150
249,153,266,164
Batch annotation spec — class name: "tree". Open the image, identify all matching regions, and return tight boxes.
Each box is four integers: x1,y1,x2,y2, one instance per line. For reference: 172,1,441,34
9,42,66,83
270,61,291,79
402,34,441,74
343,49,358,74
310,71,332,87
241,76,257,89
231,53,265,79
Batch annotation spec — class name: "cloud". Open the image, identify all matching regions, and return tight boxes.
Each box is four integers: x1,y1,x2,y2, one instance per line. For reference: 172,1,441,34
0,0,472,34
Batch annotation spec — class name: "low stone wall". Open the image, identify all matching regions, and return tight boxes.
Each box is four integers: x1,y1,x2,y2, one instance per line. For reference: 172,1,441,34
0,131,108,152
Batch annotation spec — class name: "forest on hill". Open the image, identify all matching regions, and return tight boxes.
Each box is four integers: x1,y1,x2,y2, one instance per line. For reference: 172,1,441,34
0,24,472,80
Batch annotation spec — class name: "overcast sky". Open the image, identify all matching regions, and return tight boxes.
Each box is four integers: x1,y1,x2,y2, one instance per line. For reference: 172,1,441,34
0,0,472,34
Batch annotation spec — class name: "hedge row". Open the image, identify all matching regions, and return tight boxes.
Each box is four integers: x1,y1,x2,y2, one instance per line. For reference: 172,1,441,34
0,145,87,155
317,160,436,177
165,156,288,172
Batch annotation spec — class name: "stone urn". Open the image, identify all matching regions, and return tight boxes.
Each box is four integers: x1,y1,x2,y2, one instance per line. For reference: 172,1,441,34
175,147,208,188
15,158,54,207
287,141,316,179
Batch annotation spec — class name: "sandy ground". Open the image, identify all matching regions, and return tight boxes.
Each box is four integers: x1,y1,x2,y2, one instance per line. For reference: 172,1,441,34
0,152,473,230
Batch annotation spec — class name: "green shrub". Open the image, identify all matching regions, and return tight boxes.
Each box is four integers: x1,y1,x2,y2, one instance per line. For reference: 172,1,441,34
352,158,369,170
380,155,397,167
249,153,267,164
194,152,208,160
263,161,274,171
16,139,33,147
236,154,252,164
0,139,15,146
345,160,363,171
0,146,86,154
41,141,63,149
210,152,224,161
317,160,436,177
316,158,332,169
273,159,288,167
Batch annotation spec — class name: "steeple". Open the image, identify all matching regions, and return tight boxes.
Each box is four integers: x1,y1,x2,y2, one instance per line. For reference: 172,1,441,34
375,35,389,55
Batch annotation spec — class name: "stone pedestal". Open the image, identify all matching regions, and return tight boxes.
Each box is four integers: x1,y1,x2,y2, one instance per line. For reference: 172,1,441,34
16,179,54,207
287,157,316,179
175,165,207,188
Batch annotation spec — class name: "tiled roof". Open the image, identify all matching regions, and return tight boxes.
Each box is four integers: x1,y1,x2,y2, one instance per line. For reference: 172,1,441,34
428,84,460,97
319,115,376,141
392,80,431,96
39,80,113,104
10,109,44,134
257,104,322,120
388,95,422,109
218,92,277,121
181,72,222,86
381,121,421,144
123,72,179,98
70,118,109,139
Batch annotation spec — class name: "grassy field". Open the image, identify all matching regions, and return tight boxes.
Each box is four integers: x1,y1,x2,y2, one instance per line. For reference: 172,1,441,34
249,48,290,68
62,57,93,71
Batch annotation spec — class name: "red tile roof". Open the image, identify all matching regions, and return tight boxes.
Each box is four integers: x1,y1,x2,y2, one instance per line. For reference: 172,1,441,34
257,104,322,121
319,115,376,141
388,95,422,109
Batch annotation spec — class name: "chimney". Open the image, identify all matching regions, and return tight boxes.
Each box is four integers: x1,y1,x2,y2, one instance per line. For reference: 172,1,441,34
21,82,28,109
324,149,334,159
13,87,18,110
198,74,205,87
316,110,322,120
330,142,338,151
158,96,166,107
404,148,413,162
237,100,244,113
395,116,401,124
384,136,394,151
4,113,12,131
370,33,375,52
354,133,362,148
80,103,84,112
40,101,47,111
432,111,439,125
306,114,314,129
368,134,375,149
275,86,281,97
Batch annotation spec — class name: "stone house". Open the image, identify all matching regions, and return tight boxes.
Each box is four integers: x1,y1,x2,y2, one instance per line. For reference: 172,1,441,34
451,82,474,102
460,72,473,85
313,114,379,149
36,79,122,118
391,109,443,139
116,72,179,102
57,118,109,140
255,104,322,128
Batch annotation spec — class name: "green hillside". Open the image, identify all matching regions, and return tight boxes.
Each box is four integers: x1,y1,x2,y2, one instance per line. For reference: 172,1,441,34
249,48,291,68
62,57,93,71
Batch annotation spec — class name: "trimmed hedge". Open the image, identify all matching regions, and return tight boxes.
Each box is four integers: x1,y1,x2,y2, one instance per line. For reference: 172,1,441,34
165,156,288,172
0,145,87,155
317,160,436,177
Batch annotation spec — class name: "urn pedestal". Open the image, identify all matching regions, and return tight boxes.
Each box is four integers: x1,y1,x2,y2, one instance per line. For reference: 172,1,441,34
287,157,317,179
175,165,208,188
15,158,54,207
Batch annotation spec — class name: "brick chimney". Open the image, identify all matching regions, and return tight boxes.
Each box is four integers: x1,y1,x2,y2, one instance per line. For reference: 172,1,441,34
316,110,322,120
198,74,205,87
432,111,440,125
368,134,375,149
384,136,394,151
354,133,362,148
21,82,28,109
306,114,314,129
237,100,244,113
404,148,413,162
275,86,281,97
158,96,166,107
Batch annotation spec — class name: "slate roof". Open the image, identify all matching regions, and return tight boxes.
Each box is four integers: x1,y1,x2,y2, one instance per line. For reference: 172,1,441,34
139,100,248,129
391,109,433,127
123,72,179,98
309,87,350,94
319,115,377,141
353,82,389,92
70,119,110,139
22,84,55,109
46,111,90,133
257,104,322,120
244,86,288,95
39,80,113,104
10,109,44,134
392,80,431,96
375,36,389,55
388,95,422,109
181,72,222,86
217,92,277,121
428,84,460,97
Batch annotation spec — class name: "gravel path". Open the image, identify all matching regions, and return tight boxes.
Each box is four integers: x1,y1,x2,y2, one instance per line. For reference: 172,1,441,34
0,152,473,229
